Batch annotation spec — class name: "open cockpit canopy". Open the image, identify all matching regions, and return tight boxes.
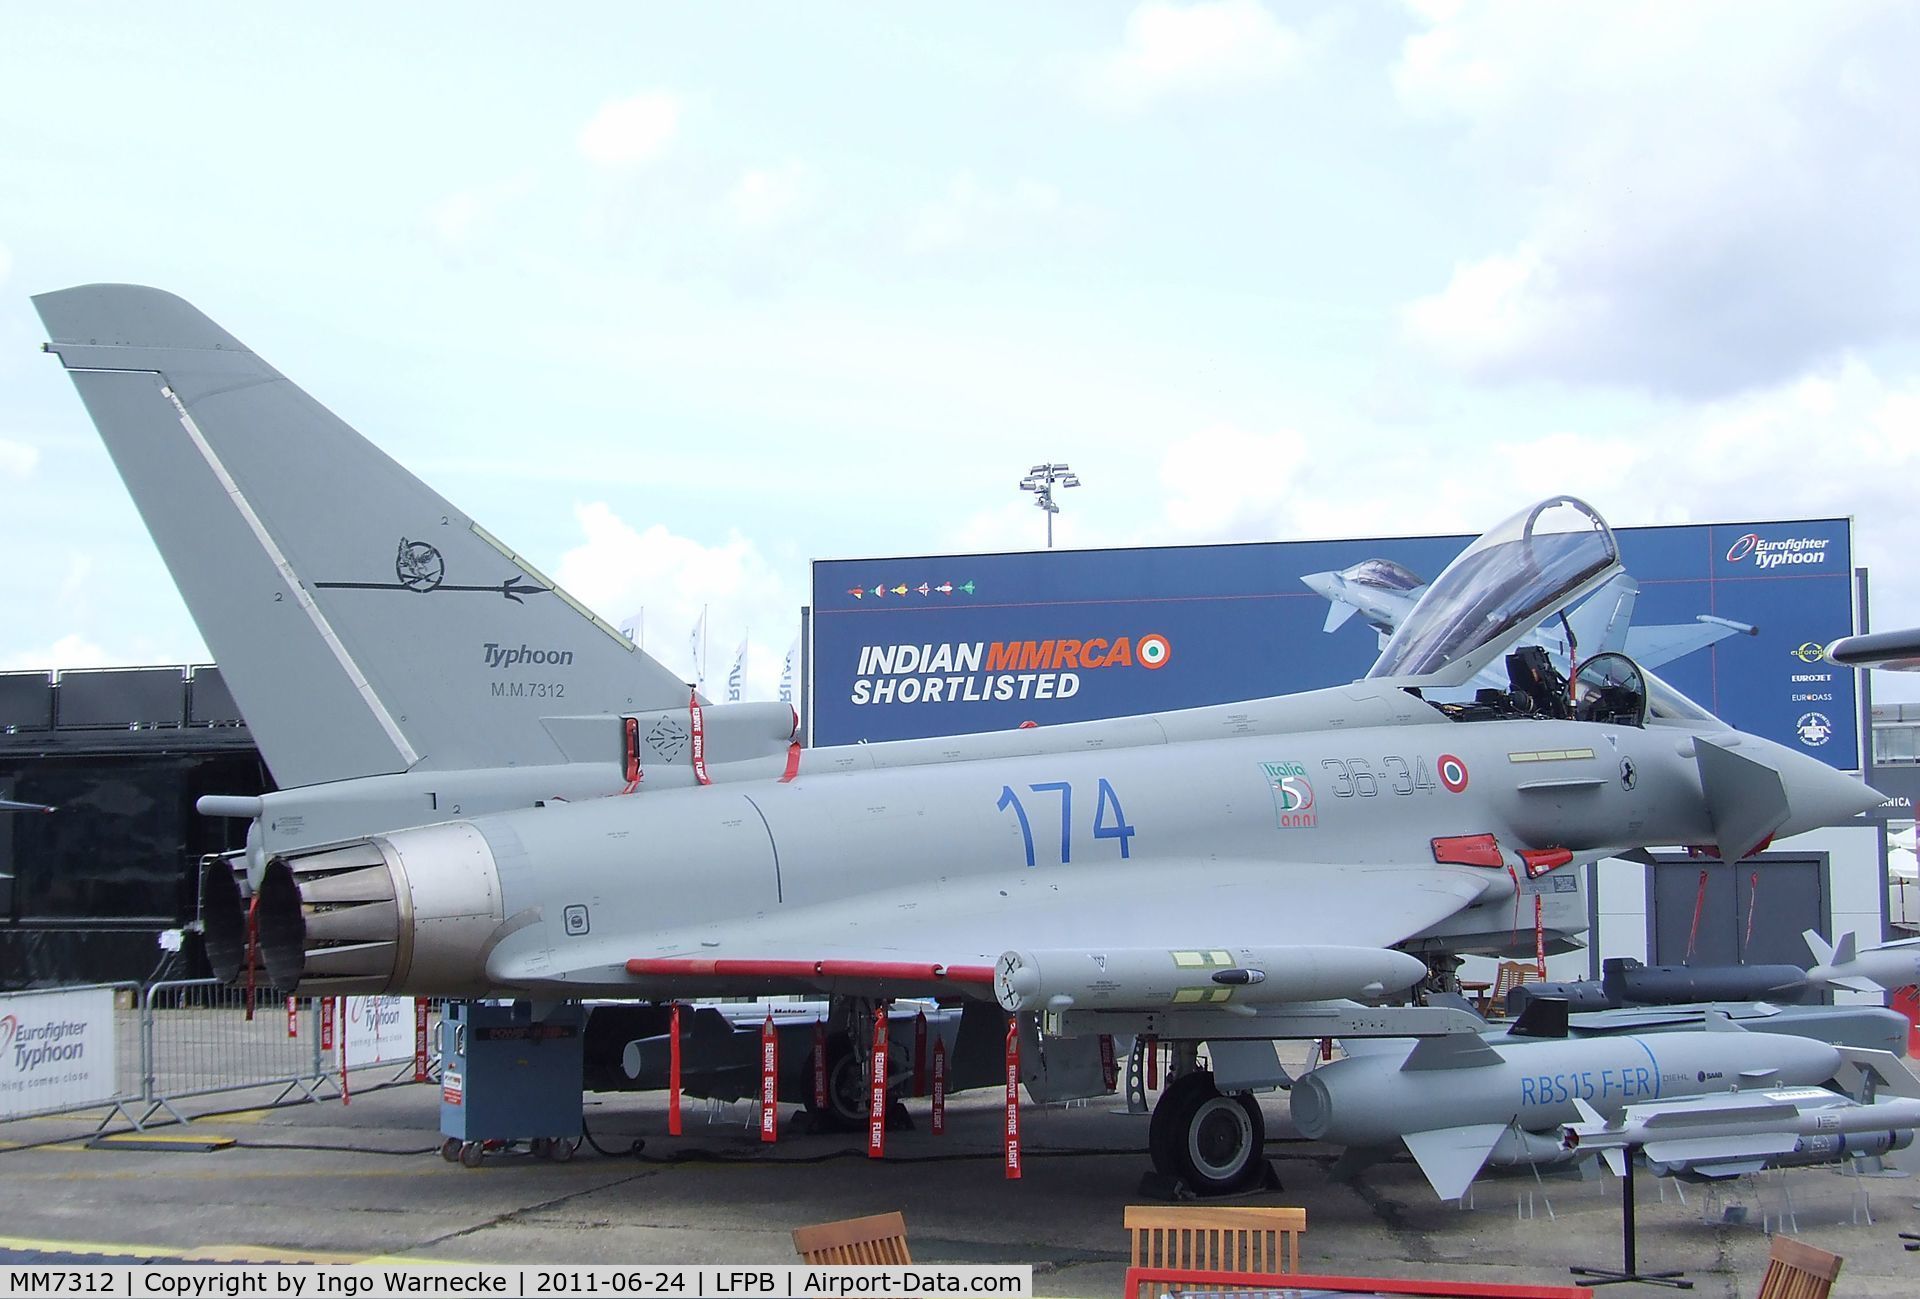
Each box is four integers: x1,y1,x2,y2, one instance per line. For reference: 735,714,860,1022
1367,497,1619,687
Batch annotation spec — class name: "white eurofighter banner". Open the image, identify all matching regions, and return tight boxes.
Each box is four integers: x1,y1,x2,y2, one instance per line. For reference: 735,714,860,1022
0,985,117,1118
342,995,416,1068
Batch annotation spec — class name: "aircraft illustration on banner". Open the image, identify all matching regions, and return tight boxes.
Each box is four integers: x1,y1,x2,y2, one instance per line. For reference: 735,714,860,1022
34,284,1879,1195
1302,561,1758,689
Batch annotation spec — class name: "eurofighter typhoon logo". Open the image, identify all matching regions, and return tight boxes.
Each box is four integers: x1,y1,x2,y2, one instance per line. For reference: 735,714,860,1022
0,1009,90,1080
1724,532,1831,570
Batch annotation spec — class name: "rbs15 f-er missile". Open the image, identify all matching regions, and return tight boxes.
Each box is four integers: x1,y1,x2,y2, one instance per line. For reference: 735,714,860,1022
1290,1016,1843,1200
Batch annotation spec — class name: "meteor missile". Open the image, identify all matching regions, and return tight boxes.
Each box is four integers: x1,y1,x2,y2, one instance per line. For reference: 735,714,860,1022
991,945,1429,1013
1804,929,1920,993
1563,1085,1920,1180
1290,1015,1842,1200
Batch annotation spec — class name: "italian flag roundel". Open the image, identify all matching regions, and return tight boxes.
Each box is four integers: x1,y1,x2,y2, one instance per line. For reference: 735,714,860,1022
1138,634,1171,669
1437,753,1469,793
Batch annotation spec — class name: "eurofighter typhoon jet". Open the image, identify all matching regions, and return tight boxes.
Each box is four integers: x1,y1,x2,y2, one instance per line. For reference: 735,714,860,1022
33,285,1878,1194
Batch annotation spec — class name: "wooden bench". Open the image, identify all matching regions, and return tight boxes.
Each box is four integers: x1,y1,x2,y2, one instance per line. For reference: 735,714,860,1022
792,1211,912,1265
1124,1205,1306,1275
1485,960,1545,1018
1124,1265,1584,1299
1756,1235,1843,1299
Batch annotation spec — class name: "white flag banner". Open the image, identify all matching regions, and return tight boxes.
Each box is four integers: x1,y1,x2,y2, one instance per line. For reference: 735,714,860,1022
689,609,708,689
778,637,799,704
726,638,748,702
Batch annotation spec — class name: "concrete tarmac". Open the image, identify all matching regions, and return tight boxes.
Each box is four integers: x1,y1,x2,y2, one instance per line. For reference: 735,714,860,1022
5,1077,1920,1296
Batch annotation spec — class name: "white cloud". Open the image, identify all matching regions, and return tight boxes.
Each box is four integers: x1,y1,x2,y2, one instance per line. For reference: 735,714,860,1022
426,173,536,248
0,239,11,286
906,173,1064,254
1133,358,1920,639
723,161,819,232
0,438,39,478
1393,2,1920,395
578,91,683,168
1078,0,1304,113
1157,424,1312,537
2,634,112,673
552,502,804,699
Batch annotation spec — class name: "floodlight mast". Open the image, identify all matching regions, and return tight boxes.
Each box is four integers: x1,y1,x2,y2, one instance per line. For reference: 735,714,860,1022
1017,462,1081,548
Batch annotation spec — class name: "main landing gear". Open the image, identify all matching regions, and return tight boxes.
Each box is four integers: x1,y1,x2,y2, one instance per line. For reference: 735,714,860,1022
1147,1070,1272,1196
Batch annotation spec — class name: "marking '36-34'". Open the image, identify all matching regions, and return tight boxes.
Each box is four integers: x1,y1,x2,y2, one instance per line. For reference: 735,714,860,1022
1264,754,1469,829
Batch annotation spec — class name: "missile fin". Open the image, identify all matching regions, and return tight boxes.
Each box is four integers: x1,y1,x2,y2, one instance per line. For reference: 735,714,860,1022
1399,1034,1504,1072
1572,1097,1605,1126
1832,931,1858,967
1802,928,1835,965
1644,1134,1801,1163
1600,1148,1626,1177
1830,975,1883,994
1403,1124,1508,1201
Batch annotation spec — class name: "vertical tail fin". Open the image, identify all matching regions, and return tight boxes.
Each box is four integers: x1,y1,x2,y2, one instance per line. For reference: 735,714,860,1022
35,284,691,788
1802,928,1837,966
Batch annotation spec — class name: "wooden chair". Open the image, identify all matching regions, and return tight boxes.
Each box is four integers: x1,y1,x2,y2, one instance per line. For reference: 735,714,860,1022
792,1211,912,1265
1124,1205,1306,1274
1755,1235,1842,1299
1486,960,1544,1018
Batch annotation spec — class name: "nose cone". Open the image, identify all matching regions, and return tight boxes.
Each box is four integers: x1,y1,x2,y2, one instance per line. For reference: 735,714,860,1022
1778,748,1884,838
1775,1034,1843,1085
1301,571,1338,600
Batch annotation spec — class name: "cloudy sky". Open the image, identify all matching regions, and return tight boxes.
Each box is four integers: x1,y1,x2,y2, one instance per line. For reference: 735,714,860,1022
2,2,1916,700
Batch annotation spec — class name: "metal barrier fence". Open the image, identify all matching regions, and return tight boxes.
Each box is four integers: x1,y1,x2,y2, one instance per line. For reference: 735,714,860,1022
140,979,335,1124
1,980,438,1134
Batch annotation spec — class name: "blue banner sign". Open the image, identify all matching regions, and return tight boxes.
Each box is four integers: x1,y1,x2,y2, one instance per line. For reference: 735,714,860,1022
810,517,1857,767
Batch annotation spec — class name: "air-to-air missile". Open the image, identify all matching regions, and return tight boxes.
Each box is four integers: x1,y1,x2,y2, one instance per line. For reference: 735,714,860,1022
1805,929,1920,993
1562,1085,1920,1180
1290,1003,1844,1200
991,945,1431,1012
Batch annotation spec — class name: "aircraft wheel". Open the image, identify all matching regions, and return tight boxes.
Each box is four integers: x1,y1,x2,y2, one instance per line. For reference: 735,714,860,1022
1149,1071,1265,1196
458,1141,485,1168
802,1037,868,1132
440,1137,463,1163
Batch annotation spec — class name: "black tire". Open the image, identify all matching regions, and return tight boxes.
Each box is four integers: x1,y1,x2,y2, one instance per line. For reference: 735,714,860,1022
459,1141,484,1168
549,1137,575,1163
1148,1070,1266,1195
530,1137,553,1159
802,1036,869,1132
440,1137,463,1164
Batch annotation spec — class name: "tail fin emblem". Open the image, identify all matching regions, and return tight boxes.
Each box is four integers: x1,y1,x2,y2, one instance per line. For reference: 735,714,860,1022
396,539,445,592
314,536,552,602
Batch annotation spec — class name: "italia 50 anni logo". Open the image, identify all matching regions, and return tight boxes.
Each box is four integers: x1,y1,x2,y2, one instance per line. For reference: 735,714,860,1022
1262,761,1317,829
